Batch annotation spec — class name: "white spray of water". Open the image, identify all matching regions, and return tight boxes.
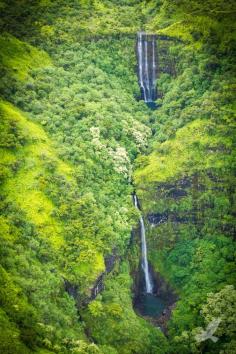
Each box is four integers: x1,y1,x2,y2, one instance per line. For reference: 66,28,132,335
134,194,153,293
137,32,157,103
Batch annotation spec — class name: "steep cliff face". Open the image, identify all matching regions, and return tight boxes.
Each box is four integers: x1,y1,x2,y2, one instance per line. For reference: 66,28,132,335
134,27,236,351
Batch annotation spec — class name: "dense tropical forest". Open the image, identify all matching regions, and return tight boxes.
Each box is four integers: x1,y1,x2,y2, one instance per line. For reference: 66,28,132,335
0,1,235,353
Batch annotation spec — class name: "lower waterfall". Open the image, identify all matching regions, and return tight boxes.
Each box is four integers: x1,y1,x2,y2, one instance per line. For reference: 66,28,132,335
134,194,153,293
133,195,176,326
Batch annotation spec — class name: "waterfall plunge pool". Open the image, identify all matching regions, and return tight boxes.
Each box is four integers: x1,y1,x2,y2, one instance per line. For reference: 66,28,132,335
132,194,177,327
133,194,166,318
134,293,166,318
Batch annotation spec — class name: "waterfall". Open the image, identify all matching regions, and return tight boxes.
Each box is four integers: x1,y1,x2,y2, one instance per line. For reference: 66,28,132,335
137,32,146,101
137,32,157,103
134,194,153,294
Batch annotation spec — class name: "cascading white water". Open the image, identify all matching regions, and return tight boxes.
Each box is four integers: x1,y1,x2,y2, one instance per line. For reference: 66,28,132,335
137,32,146,101
152,35,156,100
144,37,150,100
134,195,153,294
137,32,157,103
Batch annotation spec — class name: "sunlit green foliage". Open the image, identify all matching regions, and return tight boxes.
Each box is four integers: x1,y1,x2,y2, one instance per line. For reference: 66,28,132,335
135,1,236,353
84,262,168,354
0,33,51,80
0,1,153,353
0,0,235,353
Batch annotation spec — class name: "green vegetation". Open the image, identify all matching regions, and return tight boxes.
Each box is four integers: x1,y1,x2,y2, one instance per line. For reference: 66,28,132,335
134,1,236,353
0,33,51,80
83,262,168,354
0,0,235,353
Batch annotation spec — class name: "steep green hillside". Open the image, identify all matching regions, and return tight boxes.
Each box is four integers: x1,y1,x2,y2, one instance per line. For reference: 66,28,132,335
0,33,51,80
0,2,167,353
0,1,235,354
0,100,88,354
134,1,236,353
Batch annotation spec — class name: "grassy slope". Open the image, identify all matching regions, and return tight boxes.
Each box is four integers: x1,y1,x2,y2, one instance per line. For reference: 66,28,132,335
0,33,51,80
1,101,65,249
0,103,105,346
0,34,107,353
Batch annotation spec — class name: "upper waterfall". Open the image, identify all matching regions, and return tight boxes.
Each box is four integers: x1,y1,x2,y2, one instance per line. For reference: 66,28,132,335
137,32,157,103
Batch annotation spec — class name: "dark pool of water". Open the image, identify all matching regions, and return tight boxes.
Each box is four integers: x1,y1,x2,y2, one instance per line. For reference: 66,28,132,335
135,293,166,317
146,101,157,110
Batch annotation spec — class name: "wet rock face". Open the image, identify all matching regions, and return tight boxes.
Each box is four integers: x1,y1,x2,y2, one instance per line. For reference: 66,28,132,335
90,274,104,300
148,212,168,225
89,253,118,300
105,253,117,273
146,175,205,227
150,266,177,304
146,171,235,235
64,280,80,305
64,252,119,306
156,177,192,197
148,212,190,225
